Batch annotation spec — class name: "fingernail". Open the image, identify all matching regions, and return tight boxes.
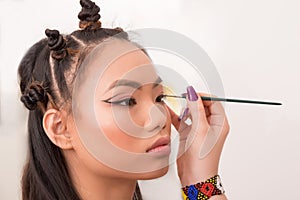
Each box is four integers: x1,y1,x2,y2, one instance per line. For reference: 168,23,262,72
178,107,189,121
187,86,198,101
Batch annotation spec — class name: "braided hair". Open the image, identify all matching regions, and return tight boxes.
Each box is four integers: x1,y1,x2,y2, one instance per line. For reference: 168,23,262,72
18,0,142,199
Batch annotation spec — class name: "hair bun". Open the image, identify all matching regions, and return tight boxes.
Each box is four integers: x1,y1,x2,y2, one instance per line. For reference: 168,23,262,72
78,0,101,30
45,29,67,60
20,83,48,111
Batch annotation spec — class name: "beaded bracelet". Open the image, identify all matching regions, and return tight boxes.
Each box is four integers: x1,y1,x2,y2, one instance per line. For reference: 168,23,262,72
181,175,225,200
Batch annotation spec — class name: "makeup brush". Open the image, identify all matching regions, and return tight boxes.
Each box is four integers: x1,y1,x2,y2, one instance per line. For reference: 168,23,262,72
163,94,282,106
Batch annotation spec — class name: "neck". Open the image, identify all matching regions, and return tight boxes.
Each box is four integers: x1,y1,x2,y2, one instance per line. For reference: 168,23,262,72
75,176,137,200
64,151,137,200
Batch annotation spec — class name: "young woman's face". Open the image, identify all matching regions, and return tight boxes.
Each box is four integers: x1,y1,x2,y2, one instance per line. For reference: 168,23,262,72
68,39,172,179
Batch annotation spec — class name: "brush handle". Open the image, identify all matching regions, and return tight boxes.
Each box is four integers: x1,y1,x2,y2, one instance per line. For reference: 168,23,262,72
164,95,282,106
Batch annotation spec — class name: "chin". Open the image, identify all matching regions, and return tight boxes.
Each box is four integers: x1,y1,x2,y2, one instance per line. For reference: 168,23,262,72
136,165,169,180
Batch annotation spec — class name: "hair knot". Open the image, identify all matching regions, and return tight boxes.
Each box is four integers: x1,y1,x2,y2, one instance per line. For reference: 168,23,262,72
78,0,101,30
20,83,48,111
45,29,67,60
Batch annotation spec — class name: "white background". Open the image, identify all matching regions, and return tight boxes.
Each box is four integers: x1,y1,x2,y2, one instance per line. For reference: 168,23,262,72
0,0,299,199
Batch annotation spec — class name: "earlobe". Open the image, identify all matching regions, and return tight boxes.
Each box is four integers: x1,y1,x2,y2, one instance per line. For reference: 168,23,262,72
43,109,73,150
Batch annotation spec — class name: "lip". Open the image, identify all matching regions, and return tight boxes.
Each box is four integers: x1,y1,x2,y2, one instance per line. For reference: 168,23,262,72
146,137,171,154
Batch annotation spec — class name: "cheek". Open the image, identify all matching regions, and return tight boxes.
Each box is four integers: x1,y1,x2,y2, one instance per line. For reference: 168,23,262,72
95,106,147,152
94,103,172,153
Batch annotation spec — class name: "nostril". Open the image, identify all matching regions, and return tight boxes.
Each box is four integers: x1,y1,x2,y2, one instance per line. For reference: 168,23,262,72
147,123,166,133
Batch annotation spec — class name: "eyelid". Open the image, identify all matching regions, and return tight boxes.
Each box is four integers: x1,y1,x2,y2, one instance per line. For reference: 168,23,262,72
157,94,167,101
107,98,131,104
105,97,137,107
102,92,165,104
102,93,132,102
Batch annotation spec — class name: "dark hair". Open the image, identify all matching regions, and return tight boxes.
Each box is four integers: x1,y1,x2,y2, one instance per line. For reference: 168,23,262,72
18,0,142,199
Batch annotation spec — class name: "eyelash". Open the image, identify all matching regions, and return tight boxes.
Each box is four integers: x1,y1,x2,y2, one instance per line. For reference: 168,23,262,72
104,94,166,107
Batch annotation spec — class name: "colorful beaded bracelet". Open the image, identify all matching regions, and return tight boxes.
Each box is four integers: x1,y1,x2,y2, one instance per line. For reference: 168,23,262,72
181,175,225,200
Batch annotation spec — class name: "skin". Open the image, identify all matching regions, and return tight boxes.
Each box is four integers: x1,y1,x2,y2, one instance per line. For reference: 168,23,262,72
43,40,229,200
169,93,229,200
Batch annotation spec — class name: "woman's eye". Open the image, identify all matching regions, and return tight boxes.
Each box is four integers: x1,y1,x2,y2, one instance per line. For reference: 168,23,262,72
104,94,165,106
156,94,166,103
109,98,137,106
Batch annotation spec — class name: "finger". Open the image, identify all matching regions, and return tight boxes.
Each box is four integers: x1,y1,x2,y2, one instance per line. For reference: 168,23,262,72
186,92,207,123
207,115,227,127
204,106,210,117
199,117,230,159
166,105,190,147
179,107,190,122
198,93,228,128
198,92,226,116
166,105,181,130
185,88,209,135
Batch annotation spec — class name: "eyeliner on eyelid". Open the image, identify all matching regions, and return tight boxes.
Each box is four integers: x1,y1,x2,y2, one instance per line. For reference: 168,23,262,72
102,93,165,103
102,93,131,101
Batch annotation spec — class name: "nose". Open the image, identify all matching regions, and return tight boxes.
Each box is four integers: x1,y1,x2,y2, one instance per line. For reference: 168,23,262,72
144,104,167,134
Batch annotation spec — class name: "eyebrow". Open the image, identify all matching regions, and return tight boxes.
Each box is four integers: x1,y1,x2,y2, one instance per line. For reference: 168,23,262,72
105,76,162,93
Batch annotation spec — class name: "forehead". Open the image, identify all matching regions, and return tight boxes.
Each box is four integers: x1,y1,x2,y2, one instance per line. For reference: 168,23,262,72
91,40,158,92
76,39,159,97
103,48,153,80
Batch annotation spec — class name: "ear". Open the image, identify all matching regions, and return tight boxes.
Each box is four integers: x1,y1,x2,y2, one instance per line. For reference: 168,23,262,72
43,109,73,150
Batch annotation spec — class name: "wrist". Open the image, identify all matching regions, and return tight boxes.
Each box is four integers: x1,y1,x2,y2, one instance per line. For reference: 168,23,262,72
181,175,225,200
179,170,218,187
177,160,219,186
